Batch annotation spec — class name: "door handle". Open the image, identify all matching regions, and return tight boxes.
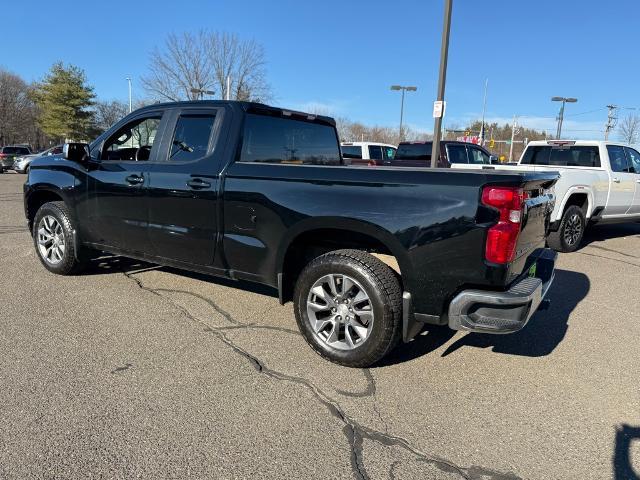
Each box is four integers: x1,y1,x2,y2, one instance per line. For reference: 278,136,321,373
613,178,621,183
125,174,144,185
187,178,211,190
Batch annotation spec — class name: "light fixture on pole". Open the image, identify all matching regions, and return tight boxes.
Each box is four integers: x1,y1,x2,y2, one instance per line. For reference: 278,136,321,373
391,85,417,142
125,77,132,113
431,0,453,168
190,88,216,100
551,96,577,139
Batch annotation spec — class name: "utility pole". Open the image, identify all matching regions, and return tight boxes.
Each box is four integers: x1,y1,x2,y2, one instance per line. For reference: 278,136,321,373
226,75,231,100
431,0,453,168
509,115,518,162
604,104,618,140
480,78,488,146
126,77,132,113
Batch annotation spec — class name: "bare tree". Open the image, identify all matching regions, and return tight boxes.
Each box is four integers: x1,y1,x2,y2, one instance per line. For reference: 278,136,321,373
94,100,129,132
142,30,270,102
619,114,640,145
0,69,35,145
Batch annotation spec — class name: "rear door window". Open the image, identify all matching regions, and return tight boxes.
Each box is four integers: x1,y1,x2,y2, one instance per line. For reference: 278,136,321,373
607,145,632,172
368,145,383,160
468,146,490,164
341,145,362,159
168,114,216,162
240,114,340,165
624,147,640,173
446,144,469,164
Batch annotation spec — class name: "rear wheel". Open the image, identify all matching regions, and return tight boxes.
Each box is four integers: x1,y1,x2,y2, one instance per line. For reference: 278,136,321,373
293,249,402,367
547,205,586,253
33,201,88,275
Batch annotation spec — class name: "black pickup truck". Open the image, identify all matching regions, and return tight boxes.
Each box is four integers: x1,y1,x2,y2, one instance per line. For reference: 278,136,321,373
24,101,559,367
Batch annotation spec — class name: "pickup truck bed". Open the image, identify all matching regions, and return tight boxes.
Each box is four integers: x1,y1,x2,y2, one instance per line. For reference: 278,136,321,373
24,101,559,367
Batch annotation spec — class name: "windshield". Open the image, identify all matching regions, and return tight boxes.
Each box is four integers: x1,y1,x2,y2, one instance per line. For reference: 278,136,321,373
395,143,431,160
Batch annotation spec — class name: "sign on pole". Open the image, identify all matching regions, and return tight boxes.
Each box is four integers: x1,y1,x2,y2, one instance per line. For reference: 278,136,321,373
433,100,446,118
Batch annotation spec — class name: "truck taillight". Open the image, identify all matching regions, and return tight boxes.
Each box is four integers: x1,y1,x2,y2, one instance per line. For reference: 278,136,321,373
482,186,526,264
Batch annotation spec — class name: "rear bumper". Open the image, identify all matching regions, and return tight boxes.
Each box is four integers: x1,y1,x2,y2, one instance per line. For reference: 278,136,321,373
447,249,557,334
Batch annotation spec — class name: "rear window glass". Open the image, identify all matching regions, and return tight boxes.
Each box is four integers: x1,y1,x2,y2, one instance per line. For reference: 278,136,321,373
240,114,340,165
341,145,362,159
2,146,30,155
521,146,601,167
395,143,431,160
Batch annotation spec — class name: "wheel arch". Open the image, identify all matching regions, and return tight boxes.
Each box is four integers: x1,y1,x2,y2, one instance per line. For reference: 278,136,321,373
25,186,70,232
276,217,409,304
556,188,593,221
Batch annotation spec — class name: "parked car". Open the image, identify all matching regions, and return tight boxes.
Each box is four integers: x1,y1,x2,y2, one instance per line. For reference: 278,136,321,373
392,140,497,168
0,145,32,172
341,142,396,166
452,140,640,252
13,145,63,174
24,101,559,367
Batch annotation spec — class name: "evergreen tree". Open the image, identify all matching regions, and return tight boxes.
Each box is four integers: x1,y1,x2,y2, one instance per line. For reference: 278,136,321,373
33,62,95,141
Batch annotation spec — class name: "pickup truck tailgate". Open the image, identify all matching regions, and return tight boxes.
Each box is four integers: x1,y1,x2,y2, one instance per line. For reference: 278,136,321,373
515,177,556,260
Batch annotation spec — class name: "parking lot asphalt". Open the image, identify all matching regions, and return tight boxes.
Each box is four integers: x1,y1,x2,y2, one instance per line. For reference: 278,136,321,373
1,172,639,479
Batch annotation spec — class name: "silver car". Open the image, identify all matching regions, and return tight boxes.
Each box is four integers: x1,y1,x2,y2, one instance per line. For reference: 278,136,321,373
13,145,63,173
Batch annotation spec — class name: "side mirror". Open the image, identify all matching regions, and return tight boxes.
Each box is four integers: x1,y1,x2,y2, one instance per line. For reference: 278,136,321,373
63,143,90,164
489,155,499,164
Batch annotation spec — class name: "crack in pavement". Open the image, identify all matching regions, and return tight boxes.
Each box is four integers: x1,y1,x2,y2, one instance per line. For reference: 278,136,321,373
121,270,521,480
586,244,640,260
155,288,301,337
576,251,640,268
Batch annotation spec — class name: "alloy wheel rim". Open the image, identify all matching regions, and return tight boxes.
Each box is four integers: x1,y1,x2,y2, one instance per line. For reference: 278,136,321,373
306,273,374,351
563,213,582,246
37,215,65,265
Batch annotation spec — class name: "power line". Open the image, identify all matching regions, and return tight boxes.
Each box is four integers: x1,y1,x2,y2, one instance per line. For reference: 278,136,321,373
565,107,607,117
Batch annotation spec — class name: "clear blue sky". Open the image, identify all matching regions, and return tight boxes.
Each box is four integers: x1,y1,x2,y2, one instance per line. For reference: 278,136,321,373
2,0,639,138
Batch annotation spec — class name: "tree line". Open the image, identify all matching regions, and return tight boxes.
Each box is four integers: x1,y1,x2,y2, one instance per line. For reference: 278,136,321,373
2,28,637,150
0,30,273,149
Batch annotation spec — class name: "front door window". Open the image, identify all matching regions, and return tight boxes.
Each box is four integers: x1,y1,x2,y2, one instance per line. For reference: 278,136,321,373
101,116,162,161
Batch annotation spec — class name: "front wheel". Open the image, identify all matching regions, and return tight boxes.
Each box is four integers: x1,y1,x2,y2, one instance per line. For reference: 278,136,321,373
33,201,88,275
547,205,586,253
294,249,402,367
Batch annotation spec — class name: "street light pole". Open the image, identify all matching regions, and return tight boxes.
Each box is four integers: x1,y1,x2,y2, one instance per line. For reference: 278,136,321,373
391,85,417,142
552,96,577,139
126,77,132,113
190,88,216,100
431,0,453,168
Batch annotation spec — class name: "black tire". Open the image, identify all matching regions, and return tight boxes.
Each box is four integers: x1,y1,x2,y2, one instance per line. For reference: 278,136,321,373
547,205,586,253
293,249,402,368
32,201,88,275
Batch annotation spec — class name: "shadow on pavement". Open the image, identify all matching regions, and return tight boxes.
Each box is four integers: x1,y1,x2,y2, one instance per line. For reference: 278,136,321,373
614,424,640,480
83,254,279,299
440,269,589,357
378,269,589,366
582,223,640,248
